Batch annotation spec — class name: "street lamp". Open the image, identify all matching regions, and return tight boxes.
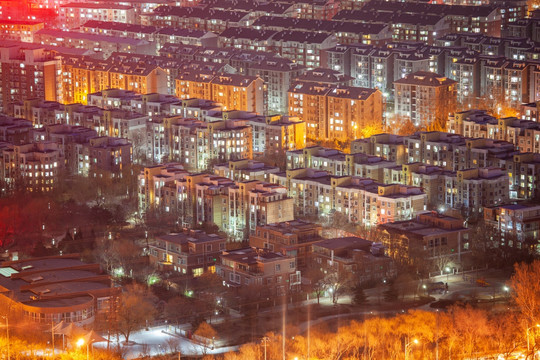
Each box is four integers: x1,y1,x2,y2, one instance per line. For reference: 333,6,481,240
527,324,540,356
404,338,419,360
445,267,451,281
77,338,89,360
262,336,270,360
1,315,9,360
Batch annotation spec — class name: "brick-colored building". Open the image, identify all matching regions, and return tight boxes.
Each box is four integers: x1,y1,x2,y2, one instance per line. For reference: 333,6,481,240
311,236,396,283
0,45,61,112
250,220,323,268
379,212,471,271
149,230,226,276
217,247,301,296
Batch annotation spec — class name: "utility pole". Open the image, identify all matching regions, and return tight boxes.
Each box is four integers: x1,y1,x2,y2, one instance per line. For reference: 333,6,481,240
436,309,439,360
51,321,55,358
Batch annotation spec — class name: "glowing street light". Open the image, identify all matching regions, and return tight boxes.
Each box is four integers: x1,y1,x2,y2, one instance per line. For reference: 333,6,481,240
404,338,419,360
77,338,89,360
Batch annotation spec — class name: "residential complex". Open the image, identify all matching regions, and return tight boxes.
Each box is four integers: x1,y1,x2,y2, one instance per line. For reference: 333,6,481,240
3,0,540,338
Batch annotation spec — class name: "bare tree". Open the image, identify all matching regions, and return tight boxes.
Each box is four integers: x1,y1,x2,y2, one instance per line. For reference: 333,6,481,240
116,284,157,344
511,260,540,326
194,322,217,354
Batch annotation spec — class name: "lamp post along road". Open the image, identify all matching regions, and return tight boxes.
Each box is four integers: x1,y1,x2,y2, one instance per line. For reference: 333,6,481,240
404,338,419,360
262,336,270,360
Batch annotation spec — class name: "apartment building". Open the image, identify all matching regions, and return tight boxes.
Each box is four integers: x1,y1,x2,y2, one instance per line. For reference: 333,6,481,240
217,248,301,296
338,1,501,37
80,20,157,41
59,3,136,29
138,166,293,238
92,0,175,22
379,212,470,270
204,120,253,166
82,136,132,177
403,132,516,171
271,30,337,69
0,20,44,42
311,236,396,283
35,29,156,58
61,55,168,105
0,116,32,144
247,58,305,115
334,10,449,45
12,99,65,128
196,179,293,238
499,152,540,200
288,81,383,142
175,71,265,114
0,141,64,192
249,220,323,268
270,168,426,226
0,45,61,113
244,114,306,155
251,15,391,46
213,159,280,182
350,133,407,165
138,163,189,213
394,71,457,128
147,6,251,32
484,204,540,247
384,163,509,214
27,123,95,171
449,110,540,155
149,230,226,276
286,145,395,182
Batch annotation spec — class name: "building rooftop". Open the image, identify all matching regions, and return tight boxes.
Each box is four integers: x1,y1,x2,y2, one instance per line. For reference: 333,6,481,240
221,247,287,264
0,255,112,306
157,230,225,245
61,2,132,9
394,71,457,86
314,236,372,251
